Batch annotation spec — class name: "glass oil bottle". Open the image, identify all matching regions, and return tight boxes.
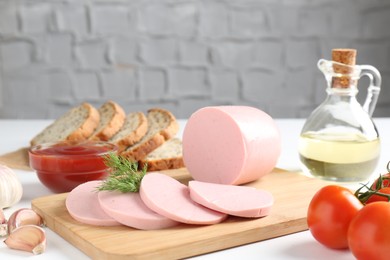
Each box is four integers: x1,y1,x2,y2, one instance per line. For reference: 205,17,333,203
299,49,381,182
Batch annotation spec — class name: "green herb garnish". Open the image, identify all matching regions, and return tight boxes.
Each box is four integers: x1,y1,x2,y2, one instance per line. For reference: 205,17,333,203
97,153,147,193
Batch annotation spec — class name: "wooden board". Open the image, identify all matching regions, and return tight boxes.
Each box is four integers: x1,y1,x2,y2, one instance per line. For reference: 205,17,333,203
32,168,328,260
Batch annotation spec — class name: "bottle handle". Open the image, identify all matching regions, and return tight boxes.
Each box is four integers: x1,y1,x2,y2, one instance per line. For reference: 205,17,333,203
359,65,381,117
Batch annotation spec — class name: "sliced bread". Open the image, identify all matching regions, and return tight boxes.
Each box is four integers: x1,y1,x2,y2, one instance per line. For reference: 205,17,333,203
109,112,148,152
139,138,184,171
89,101,126,141
30,103,100,146
120,108,179,161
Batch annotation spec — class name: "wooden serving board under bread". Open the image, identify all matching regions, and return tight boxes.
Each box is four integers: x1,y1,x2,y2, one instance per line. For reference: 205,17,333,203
31,168,328,260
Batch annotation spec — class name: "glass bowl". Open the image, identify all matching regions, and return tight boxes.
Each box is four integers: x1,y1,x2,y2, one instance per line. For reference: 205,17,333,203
29,141,118,193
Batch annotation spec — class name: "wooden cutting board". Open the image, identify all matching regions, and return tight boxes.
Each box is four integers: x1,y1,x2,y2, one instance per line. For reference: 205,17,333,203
31,168,328,259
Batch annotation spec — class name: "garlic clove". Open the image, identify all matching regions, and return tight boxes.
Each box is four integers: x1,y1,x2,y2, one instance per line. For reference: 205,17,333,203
7,208,44,234
3,225,46,254
0,208,7,237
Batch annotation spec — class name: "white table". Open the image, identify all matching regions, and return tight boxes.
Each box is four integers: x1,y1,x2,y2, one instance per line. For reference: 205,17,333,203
1,118,389,260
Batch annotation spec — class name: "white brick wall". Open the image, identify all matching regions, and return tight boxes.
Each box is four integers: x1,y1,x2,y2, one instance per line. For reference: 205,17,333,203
0,0,390,119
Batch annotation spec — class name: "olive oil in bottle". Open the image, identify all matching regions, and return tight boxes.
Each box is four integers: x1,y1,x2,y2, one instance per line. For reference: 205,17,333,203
299,48,382,182
298,133,380,181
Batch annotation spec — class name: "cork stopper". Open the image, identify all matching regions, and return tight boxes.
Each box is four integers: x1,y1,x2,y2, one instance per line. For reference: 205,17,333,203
332,49,356,66
331,48,357,88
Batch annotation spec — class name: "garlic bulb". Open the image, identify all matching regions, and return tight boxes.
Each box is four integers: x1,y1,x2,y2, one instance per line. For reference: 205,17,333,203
0,164,23,208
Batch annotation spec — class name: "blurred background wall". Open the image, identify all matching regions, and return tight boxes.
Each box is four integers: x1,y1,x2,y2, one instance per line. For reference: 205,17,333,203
0,0,389,119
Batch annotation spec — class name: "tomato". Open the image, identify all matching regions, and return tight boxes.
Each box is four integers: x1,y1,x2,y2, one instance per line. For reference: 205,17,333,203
307,185,363,249
348,202,390,260
365,187,390,204
371,173,390,190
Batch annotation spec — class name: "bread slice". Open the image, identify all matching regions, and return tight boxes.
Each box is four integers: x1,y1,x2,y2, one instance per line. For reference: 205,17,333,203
120,108,179,161
30,103,100,146
89,101,125,141
139,138,184,171
109,112,148,152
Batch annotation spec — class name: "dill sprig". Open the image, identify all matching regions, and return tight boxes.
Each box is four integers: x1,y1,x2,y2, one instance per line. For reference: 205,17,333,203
97,152,147,193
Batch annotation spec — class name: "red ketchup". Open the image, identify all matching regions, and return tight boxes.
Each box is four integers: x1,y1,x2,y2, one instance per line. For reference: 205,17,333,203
29,141,117,193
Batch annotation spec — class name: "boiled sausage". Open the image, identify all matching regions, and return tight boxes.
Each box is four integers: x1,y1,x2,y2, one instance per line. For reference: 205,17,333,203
140,173,227,225
98,190,179,230
65,180,120,226
189,181,273,218
183,106,281,185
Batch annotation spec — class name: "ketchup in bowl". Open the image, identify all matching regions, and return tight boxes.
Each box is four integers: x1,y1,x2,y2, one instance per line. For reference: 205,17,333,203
29,141,117,193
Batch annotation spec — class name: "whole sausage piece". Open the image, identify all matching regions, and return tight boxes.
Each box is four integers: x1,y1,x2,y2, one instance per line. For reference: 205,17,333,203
183,106,281,185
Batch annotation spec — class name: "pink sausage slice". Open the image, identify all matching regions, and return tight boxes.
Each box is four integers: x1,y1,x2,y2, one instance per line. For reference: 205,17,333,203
189,181,274,218
140,173,227,225
65,180,120,226
98,191,179,230
183,106,281,185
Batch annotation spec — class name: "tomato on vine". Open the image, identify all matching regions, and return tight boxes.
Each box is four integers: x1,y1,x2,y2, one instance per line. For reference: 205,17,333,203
355,163,390,204
307,185,363,249
364,187,390,204
371,174,390,190
348,202,390,260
